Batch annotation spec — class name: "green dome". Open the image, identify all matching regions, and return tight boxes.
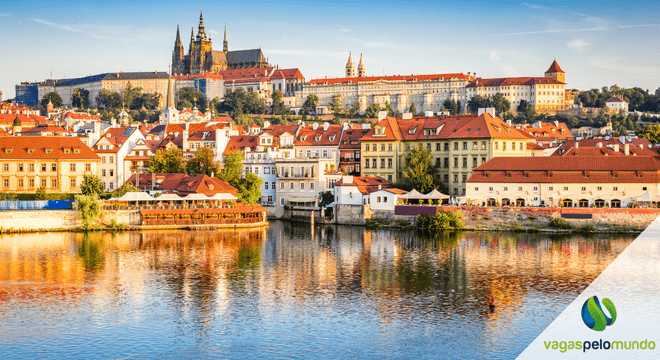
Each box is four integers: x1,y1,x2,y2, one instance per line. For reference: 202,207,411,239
12,116,22,127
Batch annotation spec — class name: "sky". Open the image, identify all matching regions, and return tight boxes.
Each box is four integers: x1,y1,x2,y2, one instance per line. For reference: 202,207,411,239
1,0,660,99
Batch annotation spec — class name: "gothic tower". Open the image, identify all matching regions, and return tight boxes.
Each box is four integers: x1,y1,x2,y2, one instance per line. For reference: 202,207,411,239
545,59,565,83
190,8,213,75
357,54,366,77
172,25,185,75
223,25,228,54
345,52,356,78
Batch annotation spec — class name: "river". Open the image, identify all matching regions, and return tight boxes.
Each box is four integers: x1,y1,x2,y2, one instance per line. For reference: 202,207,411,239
0,221,634,359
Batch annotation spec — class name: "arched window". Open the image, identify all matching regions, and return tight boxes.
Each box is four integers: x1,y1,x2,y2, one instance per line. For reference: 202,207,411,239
579,199,589,208
562,199,573,207
516,198,525,207
611,199,621,208
594,199,605,208
487,198,496,207
501,198,510,206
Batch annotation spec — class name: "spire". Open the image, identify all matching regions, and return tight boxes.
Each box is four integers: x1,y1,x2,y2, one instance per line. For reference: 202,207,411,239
175,25,181,45
197,7,207,41
166,65,175,109
346,52,354,67
223,24,228,53
346,52,356,78
357,53,365,77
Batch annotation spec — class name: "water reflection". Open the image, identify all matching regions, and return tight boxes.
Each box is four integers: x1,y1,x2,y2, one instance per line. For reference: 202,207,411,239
0,222,634,359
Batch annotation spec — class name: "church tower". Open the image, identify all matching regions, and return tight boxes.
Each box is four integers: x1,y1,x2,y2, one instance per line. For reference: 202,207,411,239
545,59,565,83
357,54,366,77
190,8,213,75
345,52,356,78
172,25,185,75
223,25,228,54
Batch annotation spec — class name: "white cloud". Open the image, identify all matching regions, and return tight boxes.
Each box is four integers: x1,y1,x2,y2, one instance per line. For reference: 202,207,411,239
523,3,550,10
340,27,351,33
208,29,219,35
567,38,591,51
489,51,500,62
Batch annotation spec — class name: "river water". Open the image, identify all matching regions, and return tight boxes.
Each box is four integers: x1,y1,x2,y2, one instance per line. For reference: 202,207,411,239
0,221,634,359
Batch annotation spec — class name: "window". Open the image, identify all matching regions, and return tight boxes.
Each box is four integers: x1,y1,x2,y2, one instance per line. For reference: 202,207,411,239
453,175,458,182
2,164,7,172
564,187,569,191
18,163,24,172
481,141,486,150
51,163,57,172
512,142,516,150
454,142,459,150
41,163,47,172
310,182,315,189
365,159,370,168
549,187,553,191
581,187,586,191
280,197,285,206
436,143,441,151
462,142,467,150
473,158,477,167
29,178,35,188
109,170,114,177
102,170,106,177
384,196,388,203
388,175,392,181
533,186,538,191
41,178,47,188
2,179,7,188
70,178,76,188
381,159,385,168
494,142,498,150
51,179,57,188
444,158,449,168
597,186,602,191
472,142,477,150
503,142,507,151
643,187,648,191
504,187,508,191
518,186,523,191
377,196,381,203
381,144,385,151
280,182,284,189
28,163,34,172
301,183,305,189
613,187,618,191
462,175,467,183
444,143,449,151
271,182,275,189
70,163,76,172
265,182,269,190
18,178,24,188
462,157,467,168
454,158,458,168
102,156,106,164
444,174,449,182
372,159,377,168
475,187,479,192
109,157,114,164
290,182,294,189
388,159,392,168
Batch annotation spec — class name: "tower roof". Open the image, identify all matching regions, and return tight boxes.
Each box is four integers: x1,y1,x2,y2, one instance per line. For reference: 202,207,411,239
346,52,355,67
12,115,22,127
546,59,564,73
175,25,181,45
358,54,365,69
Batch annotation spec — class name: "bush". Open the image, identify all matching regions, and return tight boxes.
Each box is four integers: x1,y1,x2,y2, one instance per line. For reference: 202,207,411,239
75,195,102,230
35,187,48,200
549,217,574,230
415,210,464,231
575,224,596,233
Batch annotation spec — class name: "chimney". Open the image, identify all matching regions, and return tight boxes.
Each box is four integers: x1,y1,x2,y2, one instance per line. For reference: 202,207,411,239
596,142,602,148
619,135,625,145
263,120,271,129
377,110,387,121
362,123,371,129
94,121,101,135
342,122,349,131
624,143,630,155
313,122,319,130
554,120,559,127
185,122,189,131
612,144,619,153
111,117,117,127
402,112,412,120
575,142,578,149
215,128,221,150
424,110,433,117
323,122,329,131
342,175,353,184
535,121,542,128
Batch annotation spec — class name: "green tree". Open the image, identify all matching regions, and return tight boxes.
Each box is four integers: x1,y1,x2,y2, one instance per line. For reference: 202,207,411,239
111,182,138,198
71,87,90,109
402,144,435,193
41,92,63,108
364,103,381,118
95,89,122,110
450,100,459,115
218,150,244,184
491,93,510,116
35,186,48,200
120,83,143,110
300,94,319,115
148,148,186,173
467,95,489,113
319,191,334,207
408,102,418,116
329,94,344,115
187,146,221,177
176,99,193,111
643,124,660,144
236,172,263,205
348,102,361,118
384,101,394,116
443,99,452,112
80,174,104,196
271,91,287,115
220,88,247,115
75,195,102,230
177,86,208,113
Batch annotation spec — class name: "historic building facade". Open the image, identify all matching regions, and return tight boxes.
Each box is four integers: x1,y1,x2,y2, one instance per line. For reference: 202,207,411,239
172,10,268,76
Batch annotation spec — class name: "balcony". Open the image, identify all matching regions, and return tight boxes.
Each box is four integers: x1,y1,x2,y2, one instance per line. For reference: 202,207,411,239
277,172,314,179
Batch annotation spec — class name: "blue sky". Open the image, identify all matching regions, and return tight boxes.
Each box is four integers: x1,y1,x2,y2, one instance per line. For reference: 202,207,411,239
1,0,659,99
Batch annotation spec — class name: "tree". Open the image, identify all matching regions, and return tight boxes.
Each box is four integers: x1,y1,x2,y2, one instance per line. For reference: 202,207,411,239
319,191,334,208
187,146,221,177
71,87,90,109
236,172,263,205
402,144,435,193
176,99,192,111
408,103,418,116
80,174,104,196
643,124,660,144
384,101,394,116
35,186,48,200
348,102,360,118
41,92,63,108
491,93,510,116
121,83,143,110
329,94,344,115
271,91,287,115
148,148,185,174
300,94,319,115
467,95,489,113
95,89,122,109
177,86,208,113
450,100,459,115
218,150,244,184
111,182,138,198
75,195,102,230
364,103,381,118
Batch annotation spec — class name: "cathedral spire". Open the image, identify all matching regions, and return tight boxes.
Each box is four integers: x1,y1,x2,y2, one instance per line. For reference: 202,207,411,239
175,25,181,45
223,24,228,53
345,52,356,78
167,65,175,109
197,7,207,41
357,53,366,77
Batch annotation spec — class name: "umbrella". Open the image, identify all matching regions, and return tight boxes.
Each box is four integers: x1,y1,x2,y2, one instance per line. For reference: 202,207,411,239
423,189,450,200
207,193,238,201
399,189,424,199
184,194,210,200
117,192,155,201
156,193,184,201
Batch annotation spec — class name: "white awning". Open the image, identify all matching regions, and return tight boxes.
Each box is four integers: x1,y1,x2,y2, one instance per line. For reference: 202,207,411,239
400,189,424,199
208,193,238,201
423,189,450,200
184,194,210,200
156,193,183,201
289,197,317,203
117,192,155,201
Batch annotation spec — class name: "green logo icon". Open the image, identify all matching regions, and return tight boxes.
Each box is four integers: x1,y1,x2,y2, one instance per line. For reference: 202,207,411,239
581,296,617,331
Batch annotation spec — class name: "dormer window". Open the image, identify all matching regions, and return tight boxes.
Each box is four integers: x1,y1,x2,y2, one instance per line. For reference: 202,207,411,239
315,135,321,142
64,149,70,154
27,149,34,154
5,149,12,154
45,149,52,154
301,135,307,142
74,149,80,154
375,127,384,135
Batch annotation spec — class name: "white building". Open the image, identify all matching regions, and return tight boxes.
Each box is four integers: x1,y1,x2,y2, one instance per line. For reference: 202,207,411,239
93,127,144,191
369,188,407,211
605,96,629,112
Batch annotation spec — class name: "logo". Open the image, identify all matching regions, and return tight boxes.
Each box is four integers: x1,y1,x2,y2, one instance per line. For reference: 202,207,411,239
581,296,617,331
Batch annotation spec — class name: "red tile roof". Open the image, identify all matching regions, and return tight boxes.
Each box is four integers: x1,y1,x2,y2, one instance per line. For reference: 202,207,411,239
339,128,370,149
360,117,403,142
127,173,237,196
554,138,652,155
546,60,564,73
20,125,69,134
271,68,305,80
606,96,627,103
0,114,47,125
262,124,298,137
295,124,343,146
223,135,258,155
0,136,100,160
335,176,390,194
307,73,471,85
394,113,533,141
522,122,573,141
467,76,563,87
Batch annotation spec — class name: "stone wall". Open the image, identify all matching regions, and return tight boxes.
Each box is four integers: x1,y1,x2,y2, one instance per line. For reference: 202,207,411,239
100,210,142,226
0,210,80,230
335,204,369,225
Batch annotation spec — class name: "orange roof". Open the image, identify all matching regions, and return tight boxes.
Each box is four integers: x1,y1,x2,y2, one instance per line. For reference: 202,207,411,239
393,113,533,141
223,135,258,155
140,205,264,215
0,113,47,125
606,96,627,103
0,128,10,136
522,122,573,140
467,76,563,87
271,68,304,80
360,117,403,142
262,124,298,137
340,128,370,149
0,136,100,160
335,176,390,194
21,125,70,133
127,173,237,196
546,60,564,73
295,124,343,146
307,73,471,85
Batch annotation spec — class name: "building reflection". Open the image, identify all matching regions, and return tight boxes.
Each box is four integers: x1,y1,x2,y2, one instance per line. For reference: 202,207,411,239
0,224,634,343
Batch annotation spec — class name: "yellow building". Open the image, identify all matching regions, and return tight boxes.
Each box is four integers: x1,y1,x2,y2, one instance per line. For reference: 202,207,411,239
0,137,100,193
360,113,534,195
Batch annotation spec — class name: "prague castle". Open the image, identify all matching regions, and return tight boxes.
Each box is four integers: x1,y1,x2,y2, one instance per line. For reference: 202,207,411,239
172,9,268,75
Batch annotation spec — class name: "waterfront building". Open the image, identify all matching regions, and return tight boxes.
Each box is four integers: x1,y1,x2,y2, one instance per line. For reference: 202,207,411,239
92,127,145,191
360,112,533,196
466,60,567,113
294,122,343,168
333,175,390,205
605,96,629,112
304,61,474,114
0,136,100,193
123,137,158,181
339,124,370,175
466,156,660,208
171,11,268,76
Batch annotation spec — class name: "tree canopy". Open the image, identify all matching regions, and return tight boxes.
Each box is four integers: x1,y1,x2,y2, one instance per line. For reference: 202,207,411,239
235,172,263,205
408,103,417,116
218,150,244,184
80,174,104,196
177,86,208,113
300,94,319,115
271,91,287,115
364,103,381,118
401,144,437,193
328,95,344,116
71,88,90,109
147,148,186,174
187,146,221,177
41,92,63,108
218,88,268,116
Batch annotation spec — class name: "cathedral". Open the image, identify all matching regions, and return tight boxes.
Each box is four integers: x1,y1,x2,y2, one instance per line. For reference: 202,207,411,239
172,10,268,75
